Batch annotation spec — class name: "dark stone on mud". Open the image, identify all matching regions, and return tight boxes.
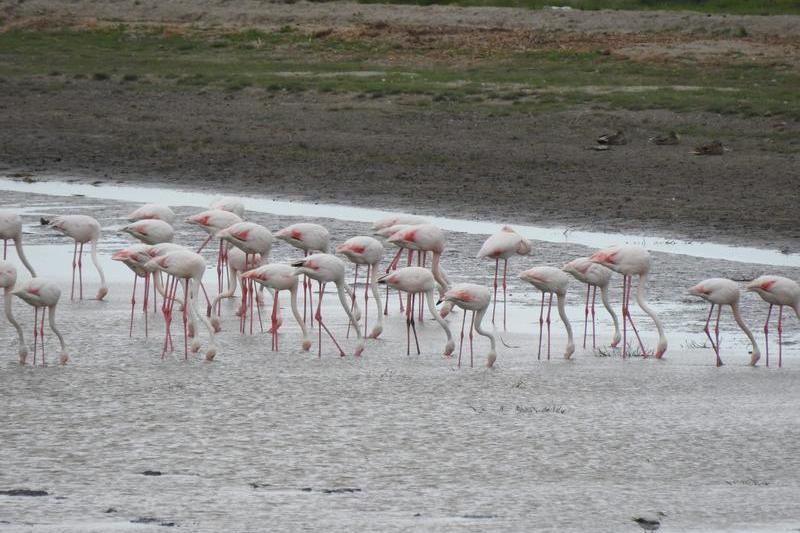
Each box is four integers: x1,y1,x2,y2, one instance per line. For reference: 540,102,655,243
462,514,496,519
249,482,271,488
104,507,117,513
130,517,175,527
299,487,313,492
142,470,162,476
322,488,361,494
0,489,49,497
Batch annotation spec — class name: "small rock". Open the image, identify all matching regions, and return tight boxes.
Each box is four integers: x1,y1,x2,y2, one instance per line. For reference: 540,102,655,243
322,488,361,494
0,489,48,497
142,470,162,476
104,507,117,513
299,487,313,492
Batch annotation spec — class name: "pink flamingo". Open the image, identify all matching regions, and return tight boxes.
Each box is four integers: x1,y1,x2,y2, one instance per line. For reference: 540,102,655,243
210,197,245,218
127,203,176,224
387,224,453,318
519,266,575,360
291,253,363,358
276,223,330,328
0,260,28,364
48,215,108,301
120,219,175,245
213,221,273,333
374,223,412,315
689,278,760,367
13,277,68,365
443,283,497,368
563,257,621,350
590,245,667,358
112,244,155,338
145,250,217,361
186,209,242,299
746,275,800,368
0,210,36,277
477,226,531,330
241,264,312,352
336,235,384,339
378,266,455,357
372,215,426,231
209,248,263,332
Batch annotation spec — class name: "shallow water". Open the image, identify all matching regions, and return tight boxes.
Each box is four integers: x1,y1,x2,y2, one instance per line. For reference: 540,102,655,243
1,183,800,532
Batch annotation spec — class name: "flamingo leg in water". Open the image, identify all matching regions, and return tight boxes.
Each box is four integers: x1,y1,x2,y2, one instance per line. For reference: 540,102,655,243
143,273,150,338
271,291,279,351
78,242,84,300
623,276,648,356
469,311,475,369
457,307,466,368
537,291,544,360
216,240,223,302
583,284,589,349
702,303,719,360
418,252,424,322
196,233,212,253
763,304,772,368
347,264,358,338
546,293,553,361
384,247,403,315
2,239,5,259
502,259,508,332
363,265,370,338
39,307,46,366
591,286,597,350
183,279,190,360
621,276,628,358
315,283,345,357
491,258,498,326
409,294,420,356
778,305,783,368
129,273,138,337
33,307,39,365
714,305,723,367
70,242,77,301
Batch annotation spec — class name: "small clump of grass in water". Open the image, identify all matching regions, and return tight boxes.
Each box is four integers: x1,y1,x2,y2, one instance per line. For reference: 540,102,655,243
595,344,648,357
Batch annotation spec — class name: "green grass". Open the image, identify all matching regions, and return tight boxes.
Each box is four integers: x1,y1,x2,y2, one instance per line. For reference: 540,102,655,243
1,27,798,118
313,0,800,15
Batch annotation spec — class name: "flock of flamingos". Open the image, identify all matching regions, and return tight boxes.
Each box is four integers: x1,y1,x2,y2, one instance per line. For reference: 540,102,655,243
0,198,798,369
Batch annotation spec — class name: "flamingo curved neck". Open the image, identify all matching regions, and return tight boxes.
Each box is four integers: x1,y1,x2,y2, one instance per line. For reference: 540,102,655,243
90,239,107,291
600,285,621,345
472,306,496,354
4,287,26,351
636,273,668,356
556,292,574,359
731,302,760,360
288,286,310,345
14,237,36,277
368,264,384,332
335,280,363,346
426,288,453,344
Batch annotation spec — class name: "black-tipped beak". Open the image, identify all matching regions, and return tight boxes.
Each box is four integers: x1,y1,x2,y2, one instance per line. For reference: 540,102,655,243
290,259,305,268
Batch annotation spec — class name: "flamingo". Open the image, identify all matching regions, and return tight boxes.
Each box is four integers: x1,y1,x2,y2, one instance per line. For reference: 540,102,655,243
746,275,800,368
0,260,27,364
241,264,312,352
477,226,531,330
210,197,245,218
186,208,242,300
372,215,426,231
562,257,621,350
12,277,68,365
291,253,363,358
215,221,273,333
48,215,107,301
689,278,760,367
336,236,384,339
111,244,155,338
145,250,217,361
387,224,453,318
276,223,330,328
374,223,412,314
443,283,496,368
590,245,667,358
519,266,575,360
208,248,265,333
378,266,455,357
120,219,175,245
127,203,176,224
0,210,36,277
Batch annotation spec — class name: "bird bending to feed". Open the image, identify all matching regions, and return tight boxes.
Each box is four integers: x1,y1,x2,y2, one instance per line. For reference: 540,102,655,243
215,221,273,333
597,130,627,145
688,278,760,367
746,275,800,368
691,140,724,155
48,214,107,301
336,236,385,339
563,257,621,351
127,203,176,225
208,248,263,333
649,131,679,145
112,243,158,338
209,196,245,218
0,261,28,364
0,210,36,277
186,208,242,301
372,215,426,231
443,283,496,368
146,250,217,361
292,253,363,358
120,219,175,245
590,245,667,358
378,267,454,357
477,225,531,331
13,277,68,365
276,223,330,328
519,266,574,360
241,264,311,352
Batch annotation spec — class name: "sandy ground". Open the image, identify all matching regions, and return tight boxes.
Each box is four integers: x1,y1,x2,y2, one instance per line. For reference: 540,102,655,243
1,1,799,252
1,187,800,532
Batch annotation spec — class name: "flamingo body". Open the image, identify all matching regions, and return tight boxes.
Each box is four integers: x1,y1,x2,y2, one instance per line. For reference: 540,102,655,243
127,204,176,224
443,283,496,368
563,257,621,349
336,236,385,338
520,266,575,360
13,277,68,365
746,275,800,368
0,260,27,363
121,219,174,245
0,210,36,276
49,214,107,300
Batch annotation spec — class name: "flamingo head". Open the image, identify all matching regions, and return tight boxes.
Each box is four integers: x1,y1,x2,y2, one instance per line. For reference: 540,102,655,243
354,342,365,357
687,283,710,298
486,350,497,368
186,213,211,227
444,339,455,357
18,346,28,365
96,287,108,301
0,261,18,289
655,338,668,359
517,237,532,256
302,339,312,351
589,248,619,267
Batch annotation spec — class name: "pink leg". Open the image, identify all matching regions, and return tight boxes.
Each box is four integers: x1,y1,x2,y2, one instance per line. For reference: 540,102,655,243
621,276,628,358
143,273,150,338
702,303,719,358
70,242,77,301
39,308,46,366
129,273,138,337
315,283,345,357
183,279,190,360
537,291,545,360
624,277,647,356
217,241,223,303
249,271,256,336
240,276,248,334
583,284,589,349
33,307,39,365
591,286,597,350
347,264,359,338
196,233,212,253
469,311,475,369
78,242,84,300
764,304,772,368
271,291,279,351
458,306,466,367
363,265,370,338
778,305,783,369
714,305,723,367
491,258,499,325
384,248,403,315
409,294,420,356
418,252,424,322
153,272,158,316
303,251,309,326
502,259,508,332
2,239,6,259
546,293,553,361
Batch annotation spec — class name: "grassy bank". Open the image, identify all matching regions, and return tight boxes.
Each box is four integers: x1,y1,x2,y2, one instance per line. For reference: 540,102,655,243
1,27,798,118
